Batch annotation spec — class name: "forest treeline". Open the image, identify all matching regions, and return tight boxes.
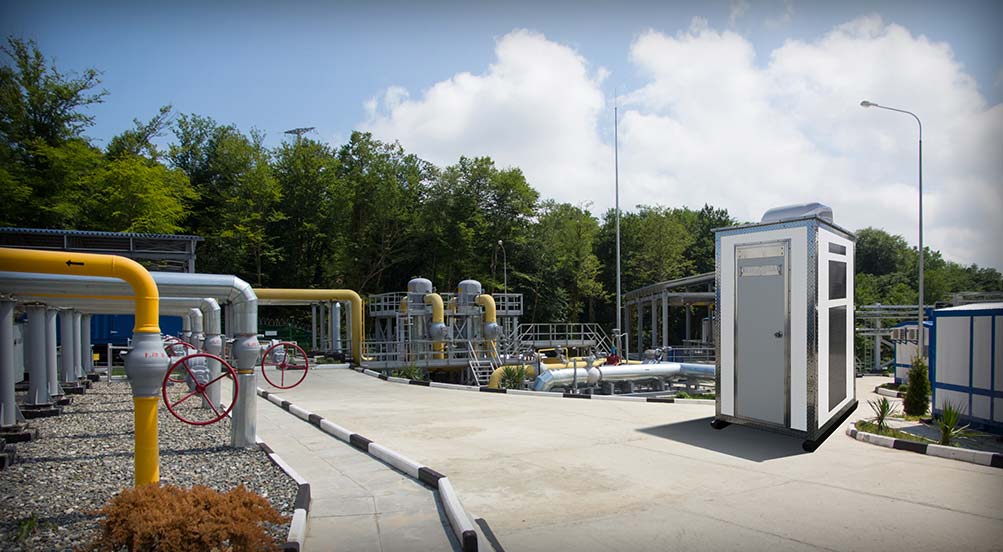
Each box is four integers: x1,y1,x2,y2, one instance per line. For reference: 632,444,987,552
2,38,1000,330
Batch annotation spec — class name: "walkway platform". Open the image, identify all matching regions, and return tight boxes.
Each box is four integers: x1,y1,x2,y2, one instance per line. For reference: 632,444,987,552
254,394,460,551
257,368,1002,551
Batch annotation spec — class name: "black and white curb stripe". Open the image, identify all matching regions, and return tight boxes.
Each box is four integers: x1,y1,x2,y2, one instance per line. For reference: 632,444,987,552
846,423,1003,469
258,388,482,552
874,386,904,399
351,366,715,405
257,440,311,551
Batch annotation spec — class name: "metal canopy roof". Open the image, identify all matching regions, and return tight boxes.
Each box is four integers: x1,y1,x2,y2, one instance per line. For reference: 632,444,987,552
0,227,202,273
623,272,715,303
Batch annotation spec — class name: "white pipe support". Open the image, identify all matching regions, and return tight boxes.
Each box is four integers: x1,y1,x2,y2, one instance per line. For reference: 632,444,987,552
81,313,93,373
45,309,60,397
72,311,82,380
1,300,19,426
26,305,51,405
59,310,75,384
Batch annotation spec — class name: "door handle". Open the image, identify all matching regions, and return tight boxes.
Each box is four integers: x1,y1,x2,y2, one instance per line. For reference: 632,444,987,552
774,331,784,338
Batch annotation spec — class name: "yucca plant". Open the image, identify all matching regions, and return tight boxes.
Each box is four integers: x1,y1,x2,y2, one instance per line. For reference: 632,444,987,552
500,365,527,390
937,401,971,447
867,397,899,431
392,364,424,381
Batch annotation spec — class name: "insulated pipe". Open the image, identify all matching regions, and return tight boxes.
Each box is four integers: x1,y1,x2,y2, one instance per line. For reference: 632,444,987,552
424,293,445,359
81,314,92,374
475,294,500,348
533,361,715,392
189,308,204,350
59,310,75,384
45,309,60,397
200,298,223,408
181,315,192,341
487,363,540,389
0,247,165,486
332,302,342,353
1,299,18,427
72,311,82,380
26,305,51,405
253,289,363,364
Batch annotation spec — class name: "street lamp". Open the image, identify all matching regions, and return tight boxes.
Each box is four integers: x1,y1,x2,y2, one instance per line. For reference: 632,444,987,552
860,100,924,352
497,240,507,293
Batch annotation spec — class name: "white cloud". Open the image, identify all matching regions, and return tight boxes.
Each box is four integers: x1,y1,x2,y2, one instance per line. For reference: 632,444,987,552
361,29,611,206
729,0,749,27
360,20,1003,270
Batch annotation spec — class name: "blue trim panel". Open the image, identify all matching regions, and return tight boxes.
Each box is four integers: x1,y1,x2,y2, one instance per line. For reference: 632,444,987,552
932,382,1003,399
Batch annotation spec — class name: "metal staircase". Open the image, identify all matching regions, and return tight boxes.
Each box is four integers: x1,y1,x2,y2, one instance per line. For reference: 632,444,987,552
466,340,499,386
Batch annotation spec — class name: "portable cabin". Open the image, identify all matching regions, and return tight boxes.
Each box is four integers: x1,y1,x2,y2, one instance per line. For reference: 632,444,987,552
712,203,857,451
930,303,1003,434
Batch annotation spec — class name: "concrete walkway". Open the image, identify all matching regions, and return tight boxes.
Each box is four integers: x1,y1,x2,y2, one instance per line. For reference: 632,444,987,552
253,393,460,551
256,368,1002,551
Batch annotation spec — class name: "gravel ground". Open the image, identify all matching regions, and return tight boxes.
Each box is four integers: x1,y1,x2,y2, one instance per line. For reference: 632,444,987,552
0,381,298,551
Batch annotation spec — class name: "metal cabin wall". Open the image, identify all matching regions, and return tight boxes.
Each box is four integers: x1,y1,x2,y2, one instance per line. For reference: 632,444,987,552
931,306,1003,433
715,219,811,433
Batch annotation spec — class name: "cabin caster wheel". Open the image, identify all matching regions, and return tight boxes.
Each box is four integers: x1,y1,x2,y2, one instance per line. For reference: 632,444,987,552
710,419,730,430
162,353,237,425
802,440,819,453
261,341,310,389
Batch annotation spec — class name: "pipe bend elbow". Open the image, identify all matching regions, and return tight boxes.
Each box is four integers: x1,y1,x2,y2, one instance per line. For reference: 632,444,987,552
474,294,496,323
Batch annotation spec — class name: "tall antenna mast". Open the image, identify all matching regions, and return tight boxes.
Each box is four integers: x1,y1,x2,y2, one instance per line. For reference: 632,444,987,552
614,93,622,356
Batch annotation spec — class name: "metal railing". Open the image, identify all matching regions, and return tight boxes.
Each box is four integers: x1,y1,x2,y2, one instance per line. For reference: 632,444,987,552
493,293,524,315
503,323,612,356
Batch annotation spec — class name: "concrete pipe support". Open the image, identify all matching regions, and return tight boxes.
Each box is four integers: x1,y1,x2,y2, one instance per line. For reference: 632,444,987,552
26,306,51,405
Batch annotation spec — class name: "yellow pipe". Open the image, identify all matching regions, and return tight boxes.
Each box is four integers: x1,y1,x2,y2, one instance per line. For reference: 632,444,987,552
0,247,163,486
0,248,160,333
475,294,497,353
424,293,444,359
253,288,363,364
134,396,159,485
488,357,626,388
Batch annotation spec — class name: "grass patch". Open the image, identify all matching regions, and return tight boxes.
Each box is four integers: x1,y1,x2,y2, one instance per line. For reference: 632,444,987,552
855,420,933,444
675,391,716,400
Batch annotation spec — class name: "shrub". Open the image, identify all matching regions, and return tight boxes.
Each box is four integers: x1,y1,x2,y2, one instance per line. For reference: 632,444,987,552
90,484,287,552
867,397,899,431
392,364,424,381
937,401,972,447
903,356,931,416
499,365,527,390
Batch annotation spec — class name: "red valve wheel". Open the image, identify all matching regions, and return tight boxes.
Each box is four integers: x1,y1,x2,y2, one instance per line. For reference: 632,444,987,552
261,341,310,389
161,352,237,426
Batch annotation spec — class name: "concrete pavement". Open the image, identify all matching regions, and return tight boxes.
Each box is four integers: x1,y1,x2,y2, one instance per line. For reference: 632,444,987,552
257,368,1002,551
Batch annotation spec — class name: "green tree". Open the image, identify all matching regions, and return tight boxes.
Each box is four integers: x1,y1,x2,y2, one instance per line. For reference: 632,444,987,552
81,154,194,233
903,356,931,416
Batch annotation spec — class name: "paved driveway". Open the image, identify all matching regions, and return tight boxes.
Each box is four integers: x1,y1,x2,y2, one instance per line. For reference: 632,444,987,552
258,369,1002,551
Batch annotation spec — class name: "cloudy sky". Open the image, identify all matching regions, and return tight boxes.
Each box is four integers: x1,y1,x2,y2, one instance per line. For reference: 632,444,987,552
3,1,1001,269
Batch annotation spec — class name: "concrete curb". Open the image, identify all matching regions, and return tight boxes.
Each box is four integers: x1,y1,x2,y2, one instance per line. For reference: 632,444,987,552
874,386,904,398
846,423,1003,469
256,439,311,551
350,366,715,405
258,388,481,552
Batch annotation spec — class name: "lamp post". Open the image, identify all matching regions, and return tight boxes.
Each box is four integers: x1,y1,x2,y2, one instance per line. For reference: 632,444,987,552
860,100,924,352
497,240,507,293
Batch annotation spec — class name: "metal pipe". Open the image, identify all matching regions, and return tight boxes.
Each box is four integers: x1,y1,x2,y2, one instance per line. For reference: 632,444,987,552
253,288,363,363
46,308,59,398
26,305,50,405
0,270,260,449
59,310,75,384
533,361,715,392
0,247,166,486
424,293,445,359
311,303,317,351
81,314,92,374
1,299,18,426
181,314,192,341
189,307,204,349
72,311,82,380
332,302,342,353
